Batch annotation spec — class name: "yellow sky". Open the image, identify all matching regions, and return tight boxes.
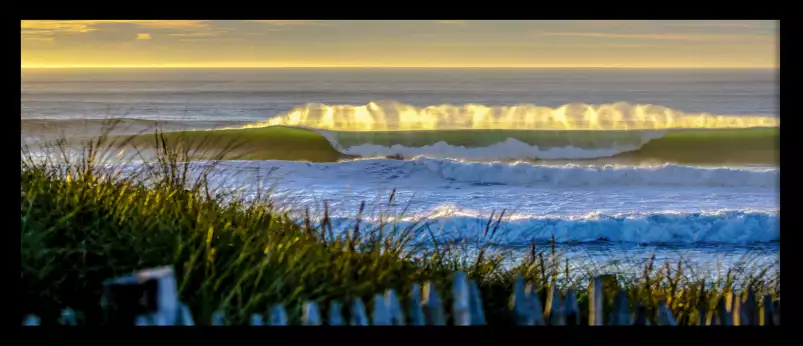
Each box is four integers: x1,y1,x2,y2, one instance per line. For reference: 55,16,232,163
21,20,778,68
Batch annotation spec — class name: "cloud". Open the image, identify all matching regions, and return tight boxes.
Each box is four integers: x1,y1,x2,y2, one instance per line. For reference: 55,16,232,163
663,21,770,28
247,20,327,26
167,32,218,37
136,33,152,40
21,20,211,39
540,32,769,41
438,20,467,25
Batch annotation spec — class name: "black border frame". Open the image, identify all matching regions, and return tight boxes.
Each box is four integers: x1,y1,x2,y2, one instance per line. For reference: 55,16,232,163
15,5,789,343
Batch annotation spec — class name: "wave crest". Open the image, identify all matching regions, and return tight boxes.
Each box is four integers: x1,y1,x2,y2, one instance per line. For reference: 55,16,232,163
245,101,779,131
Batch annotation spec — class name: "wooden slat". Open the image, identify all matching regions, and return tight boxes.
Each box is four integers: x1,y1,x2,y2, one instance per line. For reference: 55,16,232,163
250,313,264,326
545,285,565,326
211,311,226,326
656,300,678,326
422,281,446,325
525,282,546,325
588,277,604,326
715,295,733,326
60,309,78,326
269,304,288,326
609,290,631,326
408,283,426,326
452,272,471,326
511,277,533,325
350,298,369,326
371,294,391,326
741,288,758,326
468,280,486,326
328,300,345,326
302,301,322,325
564,289,580,326
759,295,774,326
178,304,195,325
384,290,405,325
23,315,41,326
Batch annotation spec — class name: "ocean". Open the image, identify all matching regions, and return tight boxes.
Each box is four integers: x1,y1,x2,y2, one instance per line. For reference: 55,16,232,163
20,68,780,279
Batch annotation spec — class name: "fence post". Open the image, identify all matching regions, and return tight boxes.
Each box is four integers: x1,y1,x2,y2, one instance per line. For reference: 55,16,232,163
269,304,288,326
385,289,405,325
372,294,391,326
302,301,322,325
211,311,226,326
101,266,179,326
564,289,579,326
452,272,471,326
656,300,677,326
468,280,486,325
511,277,533,325
328,301,345,326
773,299,780,326
715,295,733,326
759,295,774,326
741,288,758,326
408,283,425,326
526,282,546,325
588,277,604,326
545,285,565,326
60,309,78,326
423,281,446,326
609,290,631,326
350,298,369,326
23,315,41,326
250,313,264,326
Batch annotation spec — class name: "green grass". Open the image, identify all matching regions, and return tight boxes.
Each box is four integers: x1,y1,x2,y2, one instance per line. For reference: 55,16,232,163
21,128,780,326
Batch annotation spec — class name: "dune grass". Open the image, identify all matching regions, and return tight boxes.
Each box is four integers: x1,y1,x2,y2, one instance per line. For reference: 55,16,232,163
20,128,780,325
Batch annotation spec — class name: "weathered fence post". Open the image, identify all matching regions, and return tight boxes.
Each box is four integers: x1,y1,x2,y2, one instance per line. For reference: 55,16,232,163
269,304,288,326
511,277,533,325
545,285,565,325
422,281,446,325
525,283,546,325
350,298,369,326
385,289,405,325
773,299,780,326
328,301,345,326
715,295,733,326
564,289,580,326
372,294,391,325
211,311,226,326
60,309,78,326
656,300,678,326
408,283,426,326
468,280,486,325
250,313,264,326
609,290,631,326
588,277,604,326
101,266,180,326
452,272,471,326
302,301,322,325
23,315,41,326
759,295,774,326
741,288,758,326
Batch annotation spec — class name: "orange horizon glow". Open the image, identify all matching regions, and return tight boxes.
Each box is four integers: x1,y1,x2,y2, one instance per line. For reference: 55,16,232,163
22,20,778,69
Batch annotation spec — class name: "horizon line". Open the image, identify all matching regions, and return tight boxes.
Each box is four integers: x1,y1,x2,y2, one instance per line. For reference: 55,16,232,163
21,65,777,70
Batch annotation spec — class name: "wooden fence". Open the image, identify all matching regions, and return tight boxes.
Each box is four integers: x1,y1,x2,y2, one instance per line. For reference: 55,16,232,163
22,266,780,326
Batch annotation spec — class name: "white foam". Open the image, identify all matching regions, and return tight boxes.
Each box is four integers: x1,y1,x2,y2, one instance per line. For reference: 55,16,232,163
334,138,644,160
321,210,780,245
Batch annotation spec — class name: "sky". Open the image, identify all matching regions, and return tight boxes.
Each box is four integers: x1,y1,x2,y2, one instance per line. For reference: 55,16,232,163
20,20,778,68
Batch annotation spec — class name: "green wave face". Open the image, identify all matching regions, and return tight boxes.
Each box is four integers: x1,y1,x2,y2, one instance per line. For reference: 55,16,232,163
120,126,778,166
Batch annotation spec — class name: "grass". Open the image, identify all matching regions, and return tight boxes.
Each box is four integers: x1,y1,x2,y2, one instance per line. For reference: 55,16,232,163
20,126,780,326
